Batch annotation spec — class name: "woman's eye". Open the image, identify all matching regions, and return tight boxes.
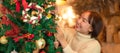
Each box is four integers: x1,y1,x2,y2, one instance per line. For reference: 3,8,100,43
82,19,86,22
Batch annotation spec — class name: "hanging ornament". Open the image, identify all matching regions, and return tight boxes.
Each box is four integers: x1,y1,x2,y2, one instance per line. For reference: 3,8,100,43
46,13,52,19
40,50,46,53
35,38,46,49
11,49,18,53
0,36,8,44
22,3,44,24
46,31,53,36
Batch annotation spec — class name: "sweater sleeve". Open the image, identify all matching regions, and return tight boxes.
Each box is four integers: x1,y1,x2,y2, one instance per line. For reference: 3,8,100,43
63,45,77,53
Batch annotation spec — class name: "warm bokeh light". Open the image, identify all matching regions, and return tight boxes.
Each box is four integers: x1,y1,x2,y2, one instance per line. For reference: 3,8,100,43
56,0,78,27
61,6,77,27
56,0,67,6
61,6,76,19
56,6,77,27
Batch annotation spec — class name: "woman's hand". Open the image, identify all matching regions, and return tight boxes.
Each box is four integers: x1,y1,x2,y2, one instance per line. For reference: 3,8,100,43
55,27,64,42
54,26,68,48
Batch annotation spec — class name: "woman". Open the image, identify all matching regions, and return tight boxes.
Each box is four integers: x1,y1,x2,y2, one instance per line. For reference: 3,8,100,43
55,11,104,53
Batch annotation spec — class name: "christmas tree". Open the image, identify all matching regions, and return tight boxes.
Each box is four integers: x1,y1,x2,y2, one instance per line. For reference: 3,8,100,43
0,0,62,53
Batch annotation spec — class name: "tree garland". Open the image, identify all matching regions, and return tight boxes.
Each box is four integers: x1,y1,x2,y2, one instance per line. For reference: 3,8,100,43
22,3,44,24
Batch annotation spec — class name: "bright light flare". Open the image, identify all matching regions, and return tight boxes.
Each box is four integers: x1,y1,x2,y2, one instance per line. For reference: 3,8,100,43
61,6,76,19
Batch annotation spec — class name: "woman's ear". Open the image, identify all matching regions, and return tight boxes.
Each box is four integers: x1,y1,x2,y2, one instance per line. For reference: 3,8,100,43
89,26,93,32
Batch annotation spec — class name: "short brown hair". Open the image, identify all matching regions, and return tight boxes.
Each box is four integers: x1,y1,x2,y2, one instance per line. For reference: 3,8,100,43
88,11,104,38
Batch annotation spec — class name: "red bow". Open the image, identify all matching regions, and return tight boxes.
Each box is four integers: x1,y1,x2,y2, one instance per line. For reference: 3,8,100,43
22,0,28,10
14,0,28,12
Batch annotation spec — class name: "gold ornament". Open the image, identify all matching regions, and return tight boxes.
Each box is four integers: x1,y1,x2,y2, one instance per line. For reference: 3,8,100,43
0,36,8,44
46,13,52,19
35,38,46,49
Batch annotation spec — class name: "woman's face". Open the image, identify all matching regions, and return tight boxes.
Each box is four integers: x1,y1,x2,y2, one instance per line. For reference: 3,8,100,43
75,11,92,34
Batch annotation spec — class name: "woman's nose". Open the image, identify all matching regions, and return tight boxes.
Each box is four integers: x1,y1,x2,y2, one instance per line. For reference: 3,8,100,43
78,18,82,23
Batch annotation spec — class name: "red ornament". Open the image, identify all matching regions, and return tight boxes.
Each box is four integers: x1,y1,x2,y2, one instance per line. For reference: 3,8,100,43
56,52,61,53
39,50,46,53
47,32,53,36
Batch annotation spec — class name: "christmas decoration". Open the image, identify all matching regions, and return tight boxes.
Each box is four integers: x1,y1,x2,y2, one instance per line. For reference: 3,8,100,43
46,13,52,19
22,2,43,24
0,0,63,53
40,50,46,53
13,33,34,42
15,0,20,12
46,31,53,36
1,15,20,37
0,36,8,44
35,38,46,49
23,33,34,40
22,0,28,10
11,49,18,53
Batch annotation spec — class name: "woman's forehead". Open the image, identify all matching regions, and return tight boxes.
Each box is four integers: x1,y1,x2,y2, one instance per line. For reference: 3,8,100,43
81,11,90,16
80,11,91,19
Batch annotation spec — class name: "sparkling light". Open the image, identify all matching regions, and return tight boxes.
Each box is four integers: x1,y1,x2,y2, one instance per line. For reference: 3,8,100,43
56,0,77,27
61,6,76,19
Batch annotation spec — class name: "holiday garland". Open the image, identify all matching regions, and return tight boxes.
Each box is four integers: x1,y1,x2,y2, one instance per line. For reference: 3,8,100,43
0,0,62,53
22,2,43,24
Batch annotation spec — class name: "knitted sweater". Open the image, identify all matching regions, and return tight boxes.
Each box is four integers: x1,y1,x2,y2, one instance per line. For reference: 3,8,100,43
62,28,101,53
